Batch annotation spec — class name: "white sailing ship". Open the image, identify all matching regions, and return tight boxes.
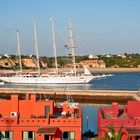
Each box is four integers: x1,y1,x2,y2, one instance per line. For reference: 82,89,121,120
0,19,110,84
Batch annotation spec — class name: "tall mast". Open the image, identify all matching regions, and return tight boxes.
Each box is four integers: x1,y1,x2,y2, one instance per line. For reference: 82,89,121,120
69,22,76,75
33,21,40,75
16,30,22,73
50,18,58,74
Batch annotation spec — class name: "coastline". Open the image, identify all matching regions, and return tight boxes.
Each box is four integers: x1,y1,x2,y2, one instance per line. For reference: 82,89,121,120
0,67,140,73
89,68,140,73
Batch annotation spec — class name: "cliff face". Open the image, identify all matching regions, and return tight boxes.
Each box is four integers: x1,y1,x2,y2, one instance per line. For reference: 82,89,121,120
0,58,16,67
22,58,36,68
0,57,106,69
78,60,106,68
0,58,47,68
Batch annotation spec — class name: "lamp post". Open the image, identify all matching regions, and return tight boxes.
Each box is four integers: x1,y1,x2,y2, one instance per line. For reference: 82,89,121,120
86,116,88,131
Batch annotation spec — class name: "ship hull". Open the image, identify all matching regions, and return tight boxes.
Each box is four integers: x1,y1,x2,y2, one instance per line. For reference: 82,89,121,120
0,75,95,84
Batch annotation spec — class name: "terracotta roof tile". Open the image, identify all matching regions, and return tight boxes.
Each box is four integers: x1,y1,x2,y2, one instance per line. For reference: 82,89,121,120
37,127,58,135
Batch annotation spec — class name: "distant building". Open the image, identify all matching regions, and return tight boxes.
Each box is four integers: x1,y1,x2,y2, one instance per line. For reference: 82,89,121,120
104,54,112,58
98,101,140,140
88,54,99,59
3,54,10,58
0,94,82,140
117,54,127,59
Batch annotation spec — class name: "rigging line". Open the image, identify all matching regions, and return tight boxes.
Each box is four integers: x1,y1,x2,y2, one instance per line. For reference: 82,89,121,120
67,23,77,46
67,23,93,56
54,24,67,45
63,83,68,94
79,39,95,54
75,29,95,55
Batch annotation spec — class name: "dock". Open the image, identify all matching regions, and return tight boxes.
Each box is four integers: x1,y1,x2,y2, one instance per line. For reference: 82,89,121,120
0,88,140,105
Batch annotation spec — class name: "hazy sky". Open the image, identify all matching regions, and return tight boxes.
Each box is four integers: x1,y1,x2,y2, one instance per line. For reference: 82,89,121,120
0,0,140,56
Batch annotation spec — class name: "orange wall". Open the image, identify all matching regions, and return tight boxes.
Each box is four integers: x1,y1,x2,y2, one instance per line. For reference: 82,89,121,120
0,95,82,140
0,100,11,116
127,101,140,117
0,95,54,117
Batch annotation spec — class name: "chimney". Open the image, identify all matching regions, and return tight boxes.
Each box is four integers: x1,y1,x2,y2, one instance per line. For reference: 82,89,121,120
31,95,36,102
112,102,118,118
26,94,29,100
63,102,69,114
11,95,18,101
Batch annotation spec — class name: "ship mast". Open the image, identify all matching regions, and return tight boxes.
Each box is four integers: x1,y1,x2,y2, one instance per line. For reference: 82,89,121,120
16,30,23,74
33,21,40,75
69,22,76,76
50,18,58,74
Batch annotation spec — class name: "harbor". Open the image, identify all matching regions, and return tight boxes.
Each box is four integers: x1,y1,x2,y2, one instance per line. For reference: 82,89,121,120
0,88,139,105
0,0,140,139
0,72,140,105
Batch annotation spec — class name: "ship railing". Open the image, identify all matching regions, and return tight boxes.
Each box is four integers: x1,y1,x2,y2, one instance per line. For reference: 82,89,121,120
23,138,35,140
1,138,14,140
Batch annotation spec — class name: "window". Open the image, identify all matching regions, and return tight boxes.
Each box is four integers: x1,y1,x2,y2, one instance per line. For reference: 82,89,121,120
22,131,35,140
62,132,75,140
0,131,13,140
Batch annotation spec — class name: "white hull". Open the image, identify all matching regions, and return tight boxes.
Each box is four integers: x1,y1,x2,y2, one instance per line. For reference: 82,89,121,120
0,74,95,84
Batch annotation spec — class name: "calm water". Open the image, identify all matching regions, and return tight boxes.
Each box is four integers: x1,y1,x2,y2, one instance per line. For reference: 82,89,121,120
0,72,140,134
81,105,99,134
81,105,111,134
1,72,140,90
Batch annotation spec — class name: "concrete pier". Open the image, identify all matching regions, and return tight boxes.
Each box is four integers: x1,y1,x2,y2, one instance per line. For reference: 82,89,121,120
0,88,140,105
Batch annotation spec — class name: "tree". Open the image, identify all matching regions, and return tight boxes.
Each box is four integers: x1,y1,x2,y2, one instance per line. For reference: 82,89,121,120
104,126,125,140
82,130,97,138
94,125,128,140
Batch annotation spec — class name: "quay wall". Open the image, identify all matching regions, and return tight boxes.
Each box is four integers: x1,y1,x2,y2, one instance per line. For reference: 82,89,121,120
0,88,140,105
1,68,140,73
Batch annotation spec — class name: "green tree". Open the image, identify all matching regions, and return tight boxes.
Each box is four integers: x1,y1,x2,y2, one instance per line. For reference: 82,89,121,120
82,130,97,138
94,126,128,140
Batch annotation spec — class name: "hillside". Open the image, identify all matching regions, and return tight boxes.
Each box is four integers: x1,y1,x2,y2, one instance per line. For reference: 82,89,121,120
0,54,140,70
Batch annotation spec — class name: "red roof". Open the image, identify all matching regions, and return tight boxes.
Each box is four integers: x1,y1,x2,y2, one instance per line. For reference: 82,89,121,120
126,128,140,135
37,127,58,135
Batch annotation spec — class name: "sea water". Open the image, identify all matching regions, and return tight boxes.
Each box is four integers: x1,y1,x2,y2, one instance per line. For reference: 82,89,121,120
81,105,111,134
1,72,140,90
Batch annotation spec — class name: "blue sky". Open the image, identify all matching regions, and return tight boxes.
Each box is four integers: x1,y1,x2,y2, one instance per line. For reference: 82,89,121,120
0,0,140,56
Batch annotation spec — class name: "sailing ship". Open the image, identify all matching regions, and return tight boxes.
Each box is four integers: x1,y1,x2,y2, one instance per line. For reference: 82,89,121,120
0,19,110,84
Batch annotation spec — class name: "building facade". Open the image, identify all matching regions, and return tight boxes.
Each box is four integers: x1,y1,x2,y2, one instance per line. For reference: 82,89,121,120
98,101,140,140
0,94,82,140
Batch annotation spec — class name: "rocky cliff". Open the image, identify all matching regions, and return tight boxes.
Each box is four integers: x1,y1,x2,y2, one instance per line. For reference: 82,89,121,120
0,57,106,69
0,58,47,69
0,58,16,68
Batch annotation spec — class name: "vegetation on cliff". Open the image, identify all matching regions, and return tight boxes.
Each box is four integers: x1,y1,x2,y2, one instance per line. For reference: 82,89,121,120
0,53,140,69
101,53,140,68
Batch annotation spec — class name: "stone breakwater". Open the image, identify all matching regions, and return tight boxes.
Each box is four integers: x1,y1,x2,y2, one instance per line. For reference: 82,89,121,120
0,88,140,105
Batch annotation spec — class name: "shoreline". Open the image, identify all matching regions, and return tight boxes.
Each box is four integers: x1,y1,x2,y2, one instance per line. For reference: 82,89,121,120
89,68,140,73
0,68,140,73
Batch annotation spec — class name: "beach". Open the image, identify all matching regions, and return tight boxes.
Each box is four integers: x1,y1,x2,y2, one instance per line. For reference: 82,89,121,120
0,67,140,73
